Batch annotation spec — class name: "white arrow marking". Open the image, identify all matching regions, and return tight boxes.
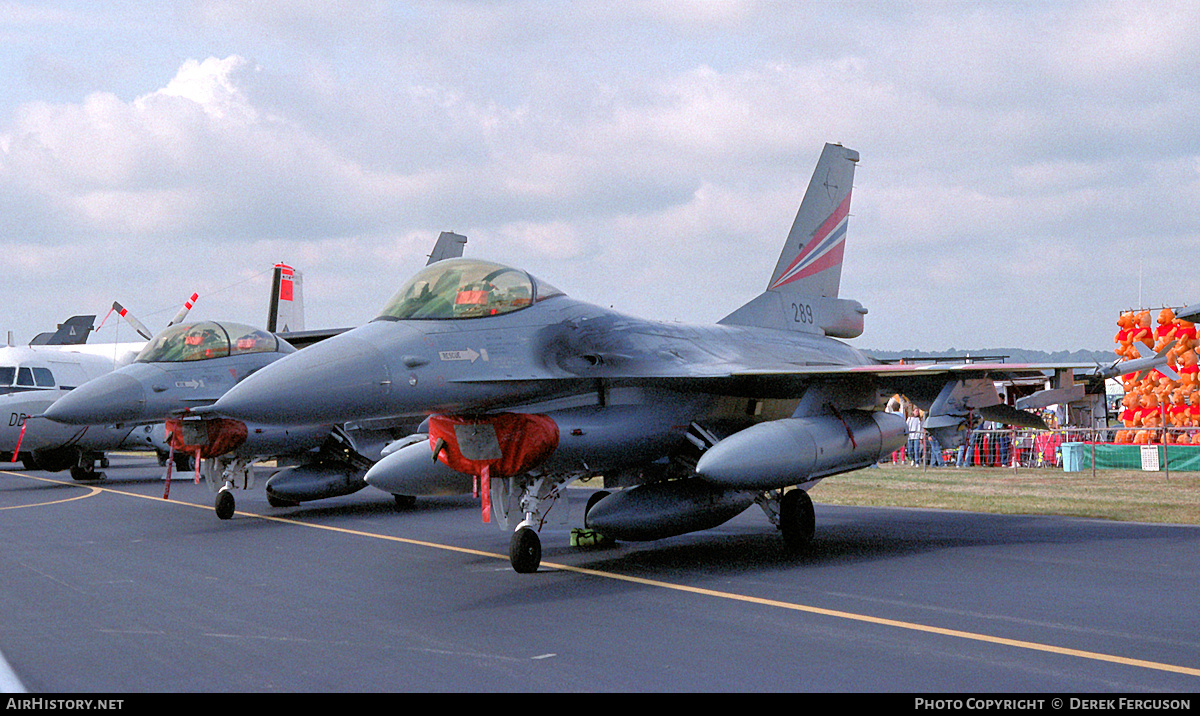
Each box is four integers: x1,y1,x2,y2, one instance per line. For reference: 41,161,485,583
438,349,486,363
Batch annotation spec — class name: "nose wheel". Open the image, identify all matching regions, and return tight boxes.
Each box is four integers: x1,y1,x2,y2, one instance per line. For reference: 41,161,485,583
215,488,236,520
509,526,541,573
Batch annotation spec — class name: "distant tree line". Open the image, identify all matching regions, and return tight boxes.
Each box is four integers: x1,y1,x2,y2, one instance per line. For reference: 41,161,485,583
863,348,1114,365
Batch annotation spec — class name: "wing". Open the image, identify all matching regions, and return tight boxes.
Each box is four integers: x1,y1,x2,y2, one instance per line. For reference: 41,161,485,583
445,314,1090,428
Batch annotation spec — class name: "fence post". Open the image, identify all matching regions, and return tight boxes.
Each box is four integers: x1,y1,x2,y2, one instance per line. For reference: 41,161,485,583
1010,428,1017,473
1162,405,1170,481
1090,430,1096,479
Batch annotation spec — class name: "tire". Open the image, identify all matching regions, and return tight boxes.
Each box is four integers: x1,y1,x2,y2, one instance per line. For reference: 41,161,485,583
393,494,417,510
215,490,236,520
509,527,541,574
779,489,815,551
70,466,101,481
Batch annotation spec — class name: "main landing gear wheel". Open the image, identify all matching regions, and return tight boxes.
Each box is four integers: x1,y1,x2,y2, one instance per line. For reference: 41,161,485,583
779,489,815,551
509,527,542,573
393,494,417,510
69,466,103,481
215,489,236,520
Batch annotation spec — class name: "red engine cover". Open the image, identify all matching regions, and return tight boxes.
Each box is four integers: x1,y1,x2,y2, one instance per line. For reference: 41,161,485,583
166,417,248,459
427,413,559,478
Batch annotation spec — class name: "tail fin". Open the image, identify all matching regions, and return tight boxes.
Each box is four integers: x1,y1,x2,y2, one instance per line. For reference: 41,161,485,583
769,143,858,296
427,231,468,265
267,264,305,333
719,143,866,338
29,315,96,345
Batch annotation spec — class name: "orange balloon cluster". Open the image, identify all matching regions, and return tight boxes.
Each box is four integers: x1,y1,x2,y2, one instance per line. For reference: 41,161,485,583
1114,308,1200,444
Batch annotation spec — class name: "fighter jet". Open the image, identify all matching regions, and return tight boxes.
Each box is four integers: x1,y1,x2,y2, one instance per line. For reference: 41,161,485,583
1,311,181,478
44,233,469,518
211,143,1086,573
43,317,345,517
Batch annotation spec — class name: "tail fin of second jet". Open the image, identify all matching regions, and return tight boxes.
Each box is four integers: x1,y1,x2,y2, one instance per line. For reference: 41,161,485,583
267,263,305,334
427,231,468,265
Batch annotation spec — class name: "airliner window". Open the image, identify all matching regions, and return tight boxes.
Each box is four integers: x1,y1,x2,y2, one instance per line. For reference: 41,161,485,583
33,368,54,387
16,367,34,387
0,367,13,386
377,258,543,320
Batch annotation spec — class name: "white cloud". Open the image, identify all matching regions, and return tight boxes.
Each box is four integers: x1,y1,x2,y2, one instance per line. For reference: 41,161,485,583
2,3,1200,353
149,55,257,121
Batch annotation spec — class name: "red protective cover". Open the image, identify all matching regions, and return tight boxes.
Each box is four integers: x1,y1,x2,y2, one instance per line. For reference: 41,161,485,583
166,417,248,459
427,413,559,478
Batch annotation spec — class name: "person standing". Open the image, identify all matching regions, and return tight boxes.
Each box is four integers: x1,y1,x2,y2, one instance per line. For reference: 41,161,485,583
957,412,979,467
923,412,944,466
906,407,923,466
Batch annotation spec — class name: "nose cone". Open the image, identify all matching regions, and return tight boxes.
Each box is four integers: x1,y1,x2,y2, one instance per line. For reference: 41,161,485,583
214,324,398,425
45,373,147,425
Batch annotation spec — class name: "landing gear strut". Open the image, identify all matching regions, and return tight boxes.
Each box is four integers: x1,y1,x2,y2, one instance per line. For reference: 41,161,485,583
201,457,252,520
501,475,569,573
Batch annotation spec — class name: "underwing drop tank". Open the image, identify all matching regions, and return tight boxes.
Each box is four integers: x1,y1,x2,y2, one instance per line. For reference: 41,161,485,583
265,462,368,503
583,480,758,542
363,437,476,496
695,411,907,490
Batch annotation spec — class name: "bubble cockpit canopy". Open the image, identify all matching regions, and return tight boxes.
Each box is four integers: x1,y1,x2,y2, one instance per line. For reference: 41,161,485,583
375,258,564,321
135,321,293,363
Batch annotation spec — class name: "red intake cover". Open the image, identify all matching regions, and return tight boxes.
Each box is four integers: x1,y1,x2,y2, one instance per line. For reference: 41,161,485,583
166,417,248,459
428,413,559,478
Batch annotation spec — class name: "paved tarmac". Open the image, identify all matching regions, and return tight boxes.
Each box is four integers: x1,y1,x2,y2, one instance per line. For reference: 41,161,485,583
2,454,1199,693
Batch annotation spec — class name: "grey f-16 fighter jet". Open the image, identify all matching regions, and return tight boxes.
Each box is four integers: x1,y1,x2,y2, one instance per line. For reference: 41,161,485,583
210,144,1076,572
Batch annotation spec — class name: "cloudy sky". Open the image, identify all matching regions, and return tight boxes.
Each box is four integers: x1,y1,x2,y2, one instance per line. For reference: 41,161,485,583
2,1,1197,355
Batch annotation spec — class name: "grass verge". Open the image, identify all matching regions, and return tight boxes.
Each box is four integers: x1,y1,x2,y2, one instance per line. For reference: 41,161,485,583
807,463,1200,525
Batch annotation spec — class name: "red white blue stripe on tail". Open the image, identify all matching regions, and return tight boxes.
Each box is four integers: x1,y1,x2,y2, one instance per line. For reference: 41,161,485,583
768,190,851,290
